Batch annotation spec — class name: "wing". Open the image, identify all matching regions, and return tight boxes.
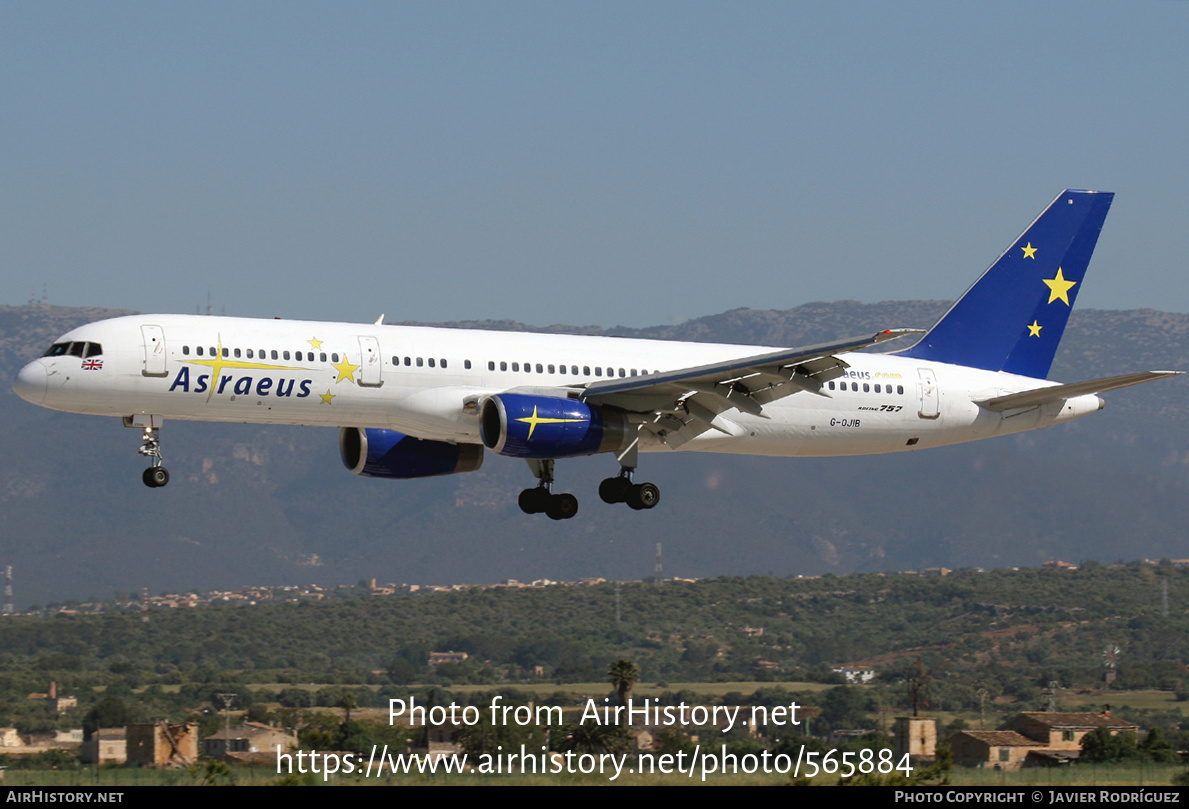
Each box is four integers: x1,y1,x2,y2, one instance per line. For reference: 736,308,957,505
579,328,921,449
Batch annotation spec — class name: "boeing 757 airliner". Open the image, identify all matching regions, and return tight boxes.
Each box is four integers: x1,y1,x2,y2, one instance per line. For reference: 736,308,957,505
12,190,1179,520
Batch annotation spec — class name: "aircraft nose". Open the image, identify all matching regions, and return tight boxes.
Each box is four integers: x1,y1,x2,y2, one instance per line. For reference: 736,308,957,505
13,361,47,405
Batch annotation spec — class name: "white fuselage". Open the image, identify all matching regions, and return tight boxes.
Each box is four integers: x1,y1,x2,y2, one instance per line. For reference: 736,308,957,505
13,313,1102,458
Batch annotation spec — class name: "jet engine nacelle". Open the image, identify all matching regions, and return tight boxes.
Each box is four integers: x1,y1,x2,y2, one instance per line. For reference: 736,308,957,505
480,393,629,458
339,428,483,479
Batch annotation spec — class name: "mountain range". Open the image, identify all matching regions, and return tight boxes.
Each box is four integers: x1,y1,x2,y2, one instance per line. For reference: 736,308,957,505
1,302,1186,607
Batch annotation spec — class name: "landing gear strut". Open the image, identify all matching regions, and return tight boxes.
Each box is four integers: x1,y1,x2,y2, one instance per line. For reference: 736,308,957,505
126,416,169,488
519,459,578,520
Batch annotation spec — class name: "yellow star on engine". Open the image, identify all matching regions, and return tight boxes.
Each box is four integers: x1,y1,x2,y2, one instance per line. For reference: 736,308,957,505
1043,267,1077,305
515,405,585,440
320,390,335,405
332,355,360,384
1021,242,1038,259
308,337,323,349
1027,321,1042,337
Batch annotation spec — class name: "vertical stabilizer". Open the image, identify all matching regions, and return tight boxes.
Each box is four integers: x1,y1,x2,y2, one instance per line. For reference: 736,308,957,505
900,190,1113,379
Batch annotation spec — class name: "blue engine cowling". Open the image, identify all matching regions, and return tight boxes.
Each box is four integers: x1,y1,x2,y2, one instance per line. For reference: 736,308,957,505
480,393,629,458
340,428,484,479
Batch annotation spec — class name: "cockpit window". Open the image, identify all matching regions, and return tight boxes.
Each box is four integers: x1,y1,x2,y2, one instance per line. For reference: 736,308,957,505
42,341,102,358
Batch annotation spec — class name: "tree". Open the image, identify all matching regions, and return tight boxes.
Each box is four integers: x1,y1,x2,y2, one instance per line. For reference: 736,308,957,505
607,659,640,711
338,691,359,747
554,719,630,755
1080,727,1139,763
82,695,138,740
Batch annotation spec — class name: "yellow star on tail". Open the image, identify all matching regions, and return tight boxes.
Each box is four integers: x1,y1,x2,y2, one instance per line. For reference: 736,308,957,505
1027,321,1042,337
1021,242,1037,259
1043,268,1076,305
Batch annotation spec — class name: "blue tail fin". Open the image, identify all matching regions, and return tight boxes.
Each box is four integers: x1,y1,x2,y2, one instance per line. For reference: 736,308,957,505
900,189,1113,379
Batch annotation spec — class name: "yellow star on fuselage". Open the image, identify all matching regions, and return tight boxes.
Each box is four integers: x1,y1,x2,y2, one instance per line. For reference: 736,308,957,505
1043,267,1077,305
332,356,360,384
1021,242,1038,259
320,390,335,405
515,405,586,440
1027,321,1042,337
309,337,323,349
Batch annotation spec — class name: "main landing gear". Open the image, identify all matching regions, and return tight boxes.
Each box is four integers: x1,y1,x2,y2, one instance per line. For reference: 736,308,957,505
519,459,579,520
125,416,169,488
598,469,660,510
518,459,661,519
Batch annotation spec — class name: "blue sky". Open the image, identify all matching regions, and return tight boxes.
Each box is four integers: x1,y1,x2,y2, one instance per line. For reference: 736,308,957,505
3,2,1187,328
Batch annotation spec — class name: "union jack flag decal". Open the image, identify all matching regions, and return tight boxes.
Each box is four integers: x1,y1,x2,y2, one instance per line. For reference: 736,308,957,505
82,359,103,370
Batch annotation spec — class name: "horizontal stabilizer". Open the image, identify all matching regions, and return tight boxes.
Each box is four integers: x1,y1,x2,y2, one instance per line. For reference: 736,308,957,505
975,371,1182,411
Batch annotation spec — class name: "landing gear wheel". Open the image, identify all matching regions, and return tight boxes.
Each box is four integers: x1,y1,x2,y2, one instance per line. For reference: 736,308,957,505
599,476,631,504
546,493,579,521
143,467,170,488
519,487,549,514
627,482,660,510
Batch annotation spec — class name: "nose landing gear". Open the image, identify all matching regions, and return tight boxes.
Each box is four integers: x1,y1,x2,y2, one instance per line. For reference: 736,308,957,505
125,415,169,488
